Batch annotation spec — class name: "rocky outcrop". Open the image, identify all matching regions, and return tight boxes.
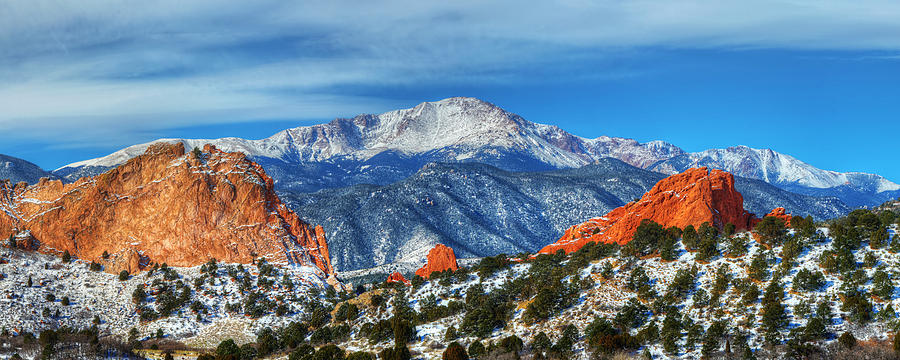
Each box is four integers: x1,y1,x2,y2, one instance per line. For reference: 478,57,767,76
0,143,335,277
11,231,37,250
540,167,756,254
415,244,459,279
386,272,411,286
763,207,793,227
101,248,143,275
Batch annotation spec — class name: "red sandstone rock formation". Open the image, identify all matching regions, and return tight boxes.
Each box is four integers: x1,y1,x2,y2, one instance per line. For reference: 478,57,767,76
763,207,793,227
0,143,335,278
10,231,37,250
540,167,756,254
101,248,143,275
415,244,459,279
386,272,411,286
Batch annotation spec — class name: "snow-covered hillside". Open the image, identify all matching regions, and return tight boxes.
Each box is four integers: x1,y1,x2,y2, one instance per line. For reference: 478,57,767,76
0,154,56,184
334,216,900,359
2,208,899,359
0,248,337,358
284,159,849,272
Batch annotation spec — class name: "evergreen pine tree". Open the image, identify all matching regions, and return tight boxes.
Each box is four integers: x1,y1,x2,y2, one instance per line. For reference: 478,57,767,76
682,225,699,251
891,233,900,253
760,281,787,344
873,269,893,300
726,236,749,257
879,304,897,321
748,251,769,282
816,301,832,325
724,223,736,237
754,216,787,247
660,311,682,354
872,226,889,249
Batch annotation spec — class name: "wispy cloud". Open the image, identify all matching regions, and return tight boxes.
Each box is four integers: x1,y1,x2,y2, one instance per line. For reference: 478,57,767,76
3,0,900,148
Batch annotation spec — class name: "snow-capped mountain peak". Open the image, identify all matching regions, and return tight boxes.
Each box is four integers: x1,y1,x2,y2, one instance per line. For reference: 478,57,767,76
649,145,900,193
53,97,898,206
58,97,680,173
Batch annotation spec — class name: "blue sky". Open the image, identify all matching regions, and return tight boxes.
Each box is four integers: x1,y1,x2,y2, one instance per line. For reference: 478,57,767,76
1,1,899,181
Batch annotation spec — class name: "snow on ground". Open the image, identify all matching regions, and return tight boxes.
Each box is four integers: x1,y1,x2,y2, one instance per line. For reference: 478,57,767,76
0,249,138,336
338,224,900,359
0,248,333,347
1,223,898,359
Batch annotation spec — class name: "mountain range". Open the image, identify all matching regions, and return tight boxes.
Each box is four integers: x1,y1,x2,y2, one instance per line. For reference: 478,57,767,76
53,97,684,193
50,97,899,207
649,146,900,207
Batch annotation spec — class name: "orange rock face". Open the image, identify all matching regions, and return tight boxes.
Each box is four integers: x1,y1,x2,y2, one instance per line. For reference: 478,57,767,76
415,244,459,279
102,248,143,275
0,143,335,277
540,167,756,254
763,207,792,227
386,272,411,286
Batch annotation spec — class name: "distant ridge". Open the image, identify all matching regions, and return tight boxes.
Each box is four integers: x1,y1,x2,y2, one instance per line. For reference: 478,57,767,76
0,154,57,184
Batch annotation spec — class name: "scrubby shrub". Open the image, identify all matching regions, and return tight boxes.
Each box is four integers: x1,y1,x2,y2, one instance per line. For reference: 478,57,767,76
216,339,240,358
335,302,359,322
475,254,510,278
873,269,894,300
748,251,769,282
89,261,102,271
468,341,485,358
726,236,748,257
841,289,874,324
499,334,524,354
754,216,786,246
443,326,458,342
624,220,674,258
288,344,314,360
379,344,410,360
442,342,468,360
838,331,857,349
587,317,637,354
614,298,648,330
793,269,825,292
347,351,375,360
256,327,280,357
